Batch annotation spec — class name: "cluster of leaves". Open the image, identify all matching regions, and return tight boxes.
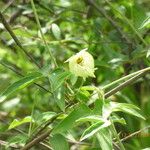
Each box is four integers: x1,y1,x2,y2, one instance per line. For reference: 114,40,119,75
0,0,150,150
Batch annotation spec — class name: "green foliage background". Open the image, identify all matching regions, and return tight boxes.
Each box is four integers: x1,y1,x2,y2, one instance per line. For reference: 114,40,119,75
0,0,150,150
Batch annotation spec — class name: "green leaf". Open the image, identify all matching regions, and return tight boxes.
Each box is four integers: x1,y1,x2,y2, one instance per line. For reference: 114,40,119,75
40,112,57,121
0,72,43,102
51,23,61,40
80,120,111,141
52,103,91,134
93,99,103,115
103,101,145,120
139,16,150,29
96,128,113,150
111,115,126,125
76,115,104,123
50,134,69,150
80,86,97,91
146,47,150,58
113,102,145,120
49,68,71,92
7,134,28,147
8,116,32,130
132,4,147,29
54,85,65,111
13,28,36,38
76,90,90,102
142,148,150,150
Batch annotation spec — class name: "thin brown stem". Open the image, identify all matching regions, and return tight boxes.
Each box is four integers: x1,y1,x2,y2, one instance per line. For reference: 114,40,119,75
28,113,62,142
0,12,41,68
120,126,150,142
9,9,23,24
20,129,51,150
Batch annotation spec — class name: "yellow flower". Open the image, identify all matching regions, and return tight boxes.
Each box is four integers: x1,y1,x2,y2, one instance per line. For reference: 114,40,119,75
65,48,96,79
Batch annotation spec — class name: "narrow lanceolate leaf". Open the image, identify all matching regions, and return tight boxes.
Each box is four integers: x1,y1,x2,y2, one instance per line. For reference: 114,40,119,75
96,128,113,150
76,115,104,123
111,115,126,125
102,101,145,120
0,72,43,103
52,103,91,134
112,102,145,120
8,116,32,130
139,16,150,29
50,134,69,150
51,23,61,40
80,120,111,141
142,148,150,150
49,68,71,92
54,85,65,112
146,48,150,58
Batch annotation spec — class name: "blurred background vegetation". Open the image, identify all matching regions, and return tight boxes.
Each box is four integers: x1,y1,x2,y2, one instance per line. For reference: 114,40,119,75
0,0,150,149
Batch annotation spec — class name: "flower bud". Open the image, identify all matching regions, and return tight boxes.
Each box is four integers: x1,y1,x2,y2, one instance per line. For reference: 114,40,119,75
65,49,96,79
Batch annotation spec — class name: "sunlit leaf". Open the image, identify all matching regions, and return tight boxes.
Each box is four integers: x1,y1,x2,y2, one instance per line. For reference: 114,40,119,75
51,23,61,40
54,85,65,111
102,101,145,120
80,120,111,141
76,115,104,123
49,68,71,92
96,128,113,150
139,16,150,29
52,103,91,134
8,116,32,130
0,72,43,103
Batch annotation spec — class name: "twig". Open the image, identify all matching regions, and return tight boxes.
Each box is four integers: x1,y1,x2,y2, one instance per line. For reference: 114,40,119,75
28,113,62,142
34,0,54,14
120,126,150,142
104,69,150,98
31,0,58,68
103,67,150,90
20,129,51,150
9,9,24,24
21,67,150,150
40,142,52,150
2,0,15,13
0,11,41,68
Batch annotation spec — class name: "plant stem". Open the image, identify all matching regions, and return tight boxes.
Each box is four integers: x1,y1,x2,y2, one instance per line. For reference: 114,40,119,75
21,67,150,150
120,125,150,142
110,119,126,150
103,67,150,90
104,70,150,98
21,129,51,150
31,0,58,68
0,12,41,68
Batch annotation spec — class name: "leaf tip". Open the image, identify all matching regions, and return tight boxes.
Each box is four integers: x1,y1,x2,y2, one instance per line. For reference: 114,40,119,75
0,95,7,103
